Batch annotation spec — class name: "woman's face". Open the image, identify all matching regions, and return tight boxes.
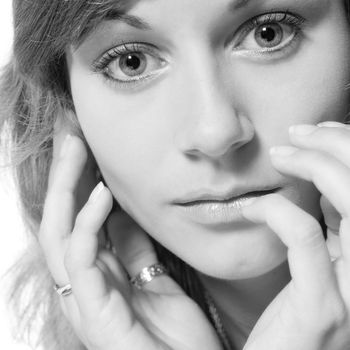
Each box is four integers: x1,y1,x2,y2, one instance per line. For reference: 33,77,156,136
67,0,350,279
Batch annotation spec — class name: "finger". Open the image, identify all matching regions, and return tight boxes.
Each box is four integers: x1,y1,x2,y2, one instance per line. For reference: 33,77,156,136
289,122,350,168
51,117,98,212
39,135,87,286
66,182,113,299
65,182,125,322
97,249,130,291
241,193,336,299
269,146,350,218
64,182,142,344
320,195,341,234
48,124,87,331
339,217,350,266
57,296,87,344
106,211,178,293
53,117,107,254
106,211,156,276
57,184,127,346
320,195,342,261
317,121,350,128
49,114,76,187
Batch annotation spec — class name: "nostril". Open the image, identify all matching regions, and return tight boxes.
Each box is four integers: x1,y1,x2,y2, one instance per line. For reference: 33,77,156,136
178,114,255,159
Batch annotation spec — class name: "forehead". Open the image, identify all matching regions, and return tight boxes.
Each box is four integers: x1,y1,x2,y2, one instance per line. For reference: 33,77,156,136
76,0,330,36
81,0,329,30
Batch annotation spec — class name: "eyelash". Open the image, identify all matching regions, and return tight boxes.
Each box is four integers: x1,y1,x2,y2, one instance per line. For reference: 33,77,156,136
233,11,306,58
91,42,165,90
92,11,306,89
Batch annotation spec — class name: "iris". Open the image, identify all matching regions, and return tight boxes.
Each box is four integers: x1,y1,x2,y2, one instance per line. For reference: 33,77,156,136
255,24,283,48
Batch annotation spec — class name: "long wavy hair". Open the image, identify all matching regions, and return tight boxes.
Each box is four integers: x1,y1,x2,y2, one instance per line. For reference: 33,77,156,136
1,1,350,349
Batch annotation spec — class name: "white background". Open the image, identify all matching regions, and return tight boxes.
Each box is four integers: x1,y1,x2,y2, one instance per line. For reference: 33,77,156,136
0,1,34,349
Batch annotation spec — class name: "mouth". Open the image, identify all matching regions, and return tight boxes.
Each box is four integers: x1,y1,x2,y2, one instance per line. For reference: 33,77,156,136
175,187,279,205
174,187,280,227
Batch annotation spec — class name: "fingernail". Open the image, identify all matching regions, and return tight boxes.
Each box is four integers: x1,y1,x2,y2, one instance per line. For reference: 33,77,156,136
317,121,345,128
270,146,298,157
89,181,105,203
60,135,72,158
289,124,317,136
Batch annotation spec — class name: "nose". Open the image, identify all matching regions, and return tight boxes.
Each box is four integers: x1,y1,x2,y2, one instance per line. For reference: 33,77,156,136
176,58,254,159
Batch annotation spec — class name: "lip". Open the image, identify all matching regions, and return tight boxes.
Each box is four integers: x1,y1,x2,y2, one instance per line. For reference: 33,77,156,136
173,186,279,205
174,187,279,227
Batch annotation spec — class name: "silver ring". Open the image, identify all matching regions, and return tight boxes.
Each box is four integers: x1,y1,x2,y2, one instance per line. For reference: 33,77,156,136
54,283,72,297
130,263,167,289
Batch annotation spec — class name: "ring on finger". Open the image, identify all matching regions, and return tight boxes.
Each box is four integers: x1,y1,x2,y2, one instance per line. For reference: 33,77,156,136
54,283,73,297
130,263,167,290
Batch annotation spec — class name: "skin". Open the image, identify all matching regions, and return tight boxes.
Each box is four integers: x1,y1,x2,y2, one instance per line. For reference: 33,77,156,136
38,0,350,349
66,0,349,279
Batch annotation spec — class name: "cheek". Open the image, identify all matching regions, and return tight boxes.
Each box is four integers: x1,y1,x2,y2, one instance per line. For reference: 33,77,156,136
69,71,174,210
233,22,350,142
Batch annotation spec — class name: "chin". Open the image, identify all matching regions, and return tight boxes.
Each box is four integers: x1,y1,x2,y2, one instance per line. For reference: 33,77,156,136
190,239,288,280
201,258,287,281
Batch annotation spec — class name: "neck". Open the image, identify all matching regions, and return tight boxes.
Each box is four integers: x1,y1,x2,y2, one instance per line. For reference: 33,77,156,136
199,261,291,350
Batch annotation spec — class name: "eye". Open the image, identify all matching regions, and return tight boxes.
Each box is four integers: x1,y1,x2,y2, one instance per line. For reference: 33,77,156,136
242,22,293,50
106,50,166,81
92,43,168,86
254,23,286,48
118,52,148,77
233,12,306,57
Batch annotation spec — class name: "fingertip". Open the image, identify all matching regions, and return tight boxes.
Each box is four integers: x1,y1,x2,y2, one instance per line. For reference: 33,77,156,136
88,182,114,212
239,196,266,224
239,196,258,213
89,182,105,203
239,192,287,225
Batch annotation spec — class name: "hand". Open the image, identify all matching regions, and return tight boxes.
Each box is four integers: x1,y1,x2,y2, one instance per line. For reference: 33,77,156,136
241,121,350,350
38,129,222,350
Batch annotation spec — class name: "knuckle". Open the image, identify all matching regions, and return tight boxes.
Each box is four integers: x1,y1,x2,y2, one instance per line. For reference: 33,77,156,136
328,299,348,328
63,246,80,274
63,249,73,271
300,294,348,333
318,297,348,330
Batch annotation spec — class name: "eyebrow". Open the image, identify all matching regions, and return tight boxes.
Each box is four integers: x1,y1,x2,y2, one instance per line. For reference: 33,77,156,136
230,0,252,10
104,12,151,30
105,0,254,30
